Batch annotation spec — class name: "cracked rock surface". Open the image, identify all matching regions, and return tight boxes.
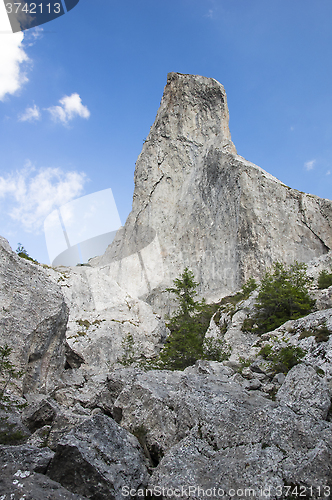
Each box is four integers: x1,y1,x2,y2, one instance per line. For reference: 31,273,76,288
91,73,332,312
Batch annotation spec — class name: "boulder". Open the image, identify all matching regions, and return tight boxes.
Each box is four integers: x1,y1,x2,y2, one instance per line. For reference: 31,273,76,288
47,414,149,499
0,444,87,499
112,363,332,498
276,363,331,420
22,394,93,450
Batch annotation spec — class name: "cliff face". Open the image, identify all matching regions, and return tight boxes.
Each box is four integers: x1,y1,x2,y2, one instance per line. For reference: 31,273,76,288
1,74,332,498
93,73,332,303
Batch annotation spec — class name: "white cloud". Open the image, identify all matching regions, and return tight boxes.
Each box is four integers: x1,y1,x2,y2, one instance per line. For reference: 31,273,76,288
205,9,214,19
304,159,316,171
0,163,87,232
19,104,41,122
47,93,90,124
0,32,29,100
327,170,331,176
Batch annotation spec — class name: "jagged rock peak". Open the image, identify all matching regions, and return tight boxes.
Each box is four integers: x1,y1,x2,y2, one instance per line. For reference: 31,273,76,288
93,73,332,309
148,72,236,153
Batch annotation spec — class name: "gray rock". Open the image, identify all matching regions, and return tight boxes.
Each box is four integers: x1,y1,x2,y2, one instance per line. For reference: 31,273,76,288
241,367,254,379
273,373,286,385
0,444,87,499
276,364,331,420
114,366,274,459
22,396,59,432
43,264,168,373
0,236,69,395
26,424,52,447
149,423,332,499
53,367,142,420
91,73,332,311
112,366,332,499
183,359,234,377
22,394,92,450
313,287,332,311
47,414,149,499
45,406,91,451
245,378,262,390
261,383,277,394
0,408,31,445
0,443,54,473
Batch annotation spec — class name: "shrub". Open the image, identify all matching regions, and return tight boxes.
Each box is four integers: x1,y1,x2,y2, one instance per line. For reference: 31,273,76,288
219,278,257,311
298,324,330,343
203,336,232,363
16,243,38,263
258,342,306,374
249,262,315,335
120,333,136,366
317,269,332,289
0,345,23,410
240,277,258,298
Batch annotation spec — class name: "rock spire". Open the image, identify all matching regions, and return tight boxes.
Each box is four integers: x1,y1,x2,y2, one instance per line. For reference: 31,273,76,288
93,72,332,304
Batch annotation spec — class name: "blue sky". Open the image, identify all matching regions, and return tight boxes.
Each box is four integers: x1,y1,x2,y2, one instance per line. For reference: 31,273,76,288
1,0,332,264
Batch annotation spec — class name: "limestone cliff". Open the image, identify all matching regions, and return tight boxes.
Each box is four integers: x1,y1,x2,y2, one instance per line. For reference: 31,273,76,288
92,72,332,305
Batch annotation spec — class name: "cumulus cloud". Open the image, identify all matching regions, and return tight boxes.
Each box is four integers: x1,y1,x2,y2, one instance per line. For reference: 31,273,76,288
47,93,90,124
0,163,87,232
304,159,316,171
0,32,29,100
19,104,41,122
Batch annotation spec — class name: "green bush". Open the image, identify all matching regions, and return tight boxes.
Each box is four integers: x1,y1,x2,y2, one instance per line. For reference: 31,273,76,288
203,337,231,363
317,269,332,289
259,342,306,374
219,278,257,313
16,243,38,263
240,277,258,298
249,262,315,335
0,345,23,410
298,324,330,343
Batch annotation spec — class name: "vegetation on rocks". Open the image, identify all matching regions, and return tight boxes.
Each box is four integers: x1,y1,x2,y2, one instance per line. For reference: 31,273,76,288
298,323,331,343
16,243,38,263
243,262,315,335
0,345,23,410
259,341,306,374
150,268,231,370
0,345,27,445
217,277,257,318
317,269,332,289
120,333,136,366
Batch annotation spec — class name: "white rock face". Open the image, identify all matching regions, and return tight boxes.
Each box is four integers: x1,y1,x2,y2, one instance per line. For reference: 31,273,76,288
43,265,167,372
92,73,332,309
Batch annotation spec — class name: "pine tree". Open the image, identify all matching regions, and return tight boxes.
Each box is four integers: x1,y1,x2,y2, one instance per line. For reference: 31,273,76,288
157,268,206,370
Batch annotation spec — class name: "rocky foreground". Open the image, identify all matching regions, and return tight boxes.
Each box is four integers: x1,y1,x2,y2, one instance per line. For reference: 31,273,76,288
1,235,332,499
1,73,332,499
